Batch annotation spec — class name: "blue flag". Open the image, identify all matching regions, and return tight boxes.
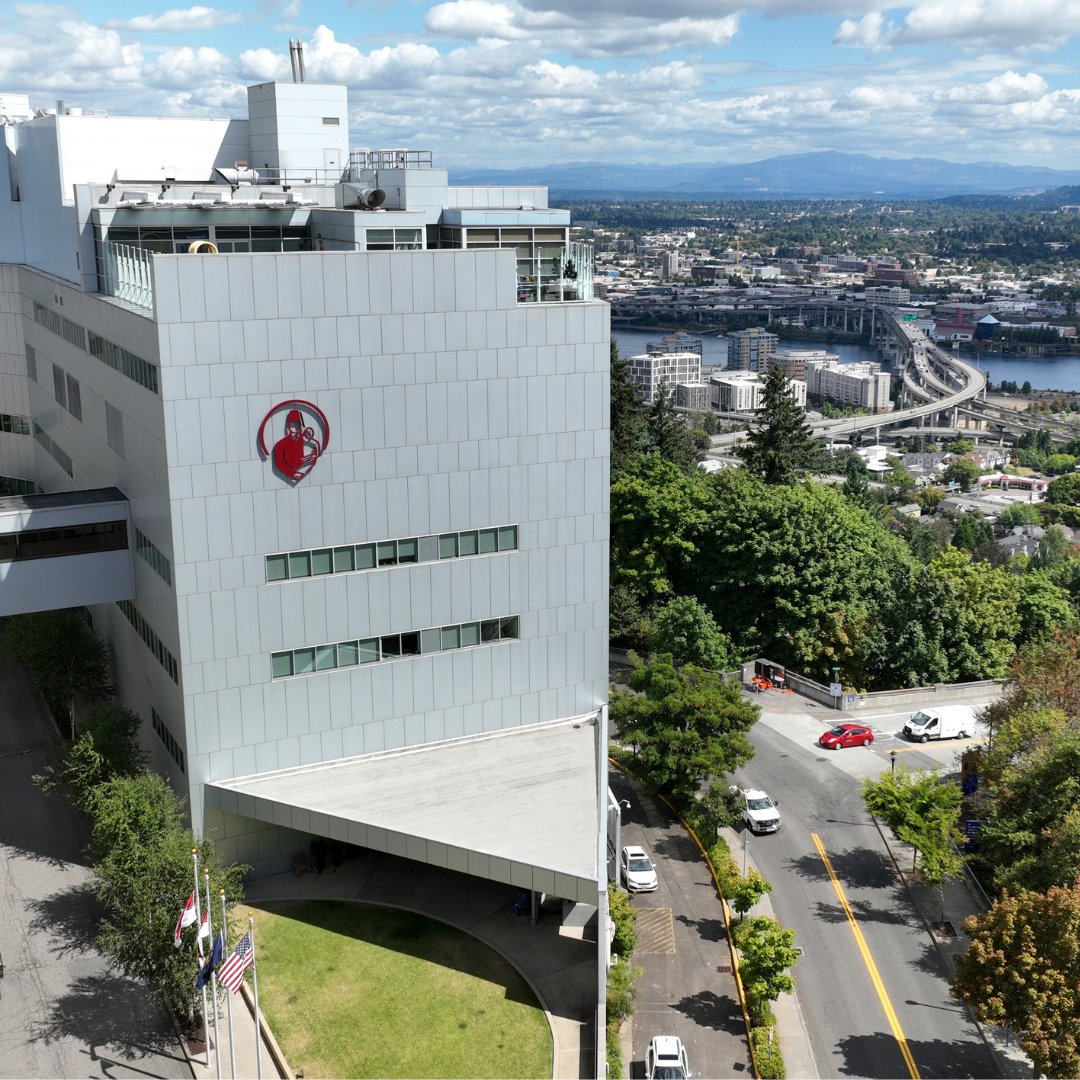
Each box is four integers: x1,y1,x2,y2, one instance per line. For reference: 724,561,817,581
195,930,224,989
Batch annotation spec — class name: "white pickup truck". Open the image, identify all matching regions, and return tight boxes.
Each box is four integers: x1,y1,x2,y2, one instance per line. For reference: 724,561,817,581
903,705,977,742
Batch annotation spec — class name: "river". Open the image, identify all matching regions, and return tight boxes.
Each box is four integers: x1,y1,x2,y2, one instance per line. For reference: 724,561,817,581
612,328,1080,393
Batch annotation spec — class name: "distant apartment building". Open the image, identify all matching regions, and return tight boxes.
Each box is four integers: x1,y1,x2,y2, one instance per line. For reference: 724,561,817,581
646,331,704,357
772,349,839,381
865,285,911,304
661,251,681,279
627,350,703,403
805,360,892,412
727,327,779,372
869,267,918,287
710,371,807,413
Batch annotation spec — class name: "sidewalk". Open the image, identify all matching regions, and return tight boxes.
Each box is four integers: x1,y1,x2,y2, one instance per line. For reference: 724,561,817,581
720,825,820,1080
181,981,283,1080
869,816,1034,1080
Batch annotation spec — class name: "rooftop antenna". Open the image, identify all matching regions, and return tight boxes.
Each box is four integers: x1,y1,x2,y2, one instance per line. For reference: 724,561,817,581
289,39,306,83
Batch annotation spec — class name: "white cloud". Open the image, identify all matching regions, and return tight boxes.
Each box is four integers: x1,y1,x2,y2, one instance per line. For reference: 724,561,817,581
941,71,1050,103
894,0,1080,50
833,12,893,51
107,7,242,32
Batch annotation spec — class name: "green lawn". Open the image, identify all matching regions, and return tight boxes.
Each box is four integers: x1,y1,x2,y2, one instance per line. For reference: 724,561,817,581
246,901,552,1079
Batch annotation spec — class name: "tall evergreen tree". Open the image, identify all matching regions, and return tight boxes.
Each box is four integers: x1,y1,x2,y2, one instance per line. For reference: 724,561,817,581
609,341,648,478
647,380,698,472
735,365,823,485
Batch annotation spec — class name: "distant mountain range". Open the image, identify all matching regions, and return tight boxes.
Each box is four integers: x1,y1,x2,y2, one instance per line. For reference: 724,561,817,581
447,151,1080,199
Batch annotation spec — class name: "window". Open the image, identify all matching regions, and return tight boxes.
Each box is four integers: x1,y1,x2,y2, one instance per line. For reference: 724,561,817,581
25,344,36,382
322,116,340,125
32,423,73,477
271,615,520,678
152,708,185,773
116,600,178,682
265,525,518,583
134,527,172,586
53,364,66,408
66,375,81,421
105,403,125,456
0,414,30,435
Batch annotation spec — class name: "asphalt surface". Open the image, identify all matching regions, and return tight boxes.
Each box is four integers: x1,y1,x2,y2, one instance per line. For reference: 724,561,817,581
735,693,1001,1079
609,768,753,1080
0,653,192,1080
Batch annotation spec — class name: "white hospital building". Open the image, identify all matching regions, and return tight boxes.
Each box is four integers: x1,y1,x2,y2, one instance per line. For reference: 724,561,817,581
0,74,611,1046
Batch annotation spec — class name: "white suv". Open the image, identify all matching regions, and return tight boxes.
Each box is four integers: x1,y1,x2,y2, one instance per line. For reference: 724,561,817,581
620,845,658,892
736,787,781,834
645,1035,691,1079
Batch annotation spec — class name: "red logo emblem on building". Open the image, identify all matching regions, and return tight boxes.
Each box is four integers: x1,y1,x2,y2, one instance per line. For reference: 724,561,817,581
257,399,330,484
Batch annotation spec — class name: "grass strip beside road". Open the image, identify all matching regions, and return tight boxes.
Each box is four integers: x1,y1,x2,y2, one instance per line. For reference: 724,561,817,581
810,832,921,1080
247,901,552,1079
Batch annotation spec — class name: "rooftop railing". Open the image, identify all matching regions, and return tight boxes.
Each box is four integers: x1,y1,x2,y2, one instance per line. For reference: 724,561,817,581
99,242,154,312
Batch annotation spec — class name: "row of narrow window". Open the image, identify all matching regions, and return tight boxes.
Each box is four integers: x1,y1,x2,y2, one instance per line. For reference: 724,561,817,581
135,526,173,586
152,708,185,773
266,525,518,582
32,301,159,394
32,422,73,477
116,600,179,683
272,615,520,679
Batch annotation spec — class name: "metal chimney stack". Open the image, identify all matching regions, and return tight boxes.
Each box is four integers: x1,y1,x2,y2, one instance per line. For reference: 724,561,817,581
289,39,306,83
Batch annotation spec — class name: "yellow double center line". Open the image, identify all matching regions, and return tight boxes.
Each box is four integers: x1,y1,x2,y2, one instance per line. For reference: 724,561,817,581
811,832,921,1080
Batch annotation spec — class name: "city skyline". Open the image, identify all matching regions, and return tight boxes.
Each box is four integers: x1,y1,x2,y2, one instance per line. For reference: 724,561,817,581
2,0,1079,173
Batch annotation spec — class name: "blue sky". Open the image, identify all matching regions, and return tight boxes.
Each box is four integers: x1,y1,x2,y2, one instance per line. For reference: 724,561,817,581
2,0,1080,172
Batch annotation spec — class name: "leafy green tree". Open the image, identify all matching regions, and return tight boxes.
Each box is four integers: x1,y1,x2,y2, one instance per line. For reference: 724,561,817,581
736,365,823,485
999,502,1042,528
611,653,758,802
3,610,113,739
952,515,994,552
609,584,654,650
930,549,1022,680
611,456,711,601
1046,471,1080,507
952,881,1080,1080
943,437,975,454
732,915,799,1019
646,596,738,670
610,342,648,479
608,884,637,959
89,771,246,1018
943,458,981,492
729,869,773,920
1045,453,1078,475
35,702,147,813
1016,573,1077,646
1033,526,1073,570
841,455,872,508
647,381,698,472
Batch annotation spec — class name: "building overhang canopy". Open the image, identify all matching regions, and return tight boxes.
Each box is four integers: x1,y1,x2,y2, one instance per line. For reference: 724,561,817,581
205,714,603,904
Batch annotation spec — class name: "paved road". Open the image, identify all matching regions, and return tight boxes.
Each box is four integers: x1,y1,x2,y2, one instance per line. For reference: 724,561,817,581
734,694,1000,1079
609,768,753,1080
0,654,192,1080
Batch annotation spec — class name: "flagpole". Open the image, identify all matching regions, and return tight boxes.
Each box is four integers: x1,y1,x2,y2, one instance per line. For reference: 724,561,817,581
203,869,222,1080
220,890,236,1080
192,849,210,1068
249,913,263,1080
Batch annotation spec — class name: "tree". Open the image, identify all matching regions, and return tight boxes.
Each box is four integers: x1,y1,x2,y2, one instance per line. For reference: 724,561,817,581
610,654,758,803
647,381,698,472
999,501,1042,528
952,515,993,552
943,458,981,492
1046,472,1080,506
732,915,799,1019
735,365,823,485
952,881,1080,1080
930,549,1022,681
1033,526,1072,570
729,869,773,920
609,342,648,478
89,771,246,1018
1045,453,1078,475
943,437,975,454
1016,573,1076,646
646,596,738,670
611,456,712,601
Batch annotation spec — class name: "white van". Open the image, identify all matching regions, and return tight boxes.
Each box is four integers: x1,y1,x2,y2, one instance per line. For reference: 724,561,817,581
903,705,977,743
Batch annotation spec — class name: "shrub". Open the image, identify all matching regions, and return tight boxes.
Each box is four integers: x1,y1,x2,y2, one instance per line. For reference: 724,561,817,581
751,1022,786,1080
609,883,637,959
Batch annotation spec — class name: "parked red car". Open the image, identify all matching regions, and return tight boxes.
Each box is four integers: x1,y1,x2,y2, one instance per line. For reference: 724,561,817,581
819,723,874,749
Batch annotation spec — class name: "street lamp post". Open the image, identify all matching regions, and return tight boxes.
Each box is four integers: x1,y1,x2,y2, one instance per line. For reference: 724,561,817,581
890,750,898,776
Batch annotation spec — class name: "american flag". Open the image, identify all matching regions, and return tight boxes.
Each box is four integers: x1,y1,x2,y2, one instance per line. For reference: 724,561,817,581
218,931,254,993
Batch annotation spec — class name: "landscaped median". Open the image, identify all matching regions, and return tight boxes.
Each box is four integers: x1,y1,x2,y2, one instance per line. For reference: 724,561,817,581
610,755,796,1080
243,901,553,1079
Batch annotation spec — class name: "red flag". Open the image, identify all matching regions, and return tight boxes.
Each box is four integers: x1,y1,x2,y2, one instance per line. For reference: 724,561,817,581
174,892,197,948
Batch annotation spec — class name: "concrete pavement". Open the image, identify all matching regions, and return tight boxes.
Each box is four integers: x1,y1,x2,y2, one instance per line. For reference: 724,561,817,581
0,651,193,1080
